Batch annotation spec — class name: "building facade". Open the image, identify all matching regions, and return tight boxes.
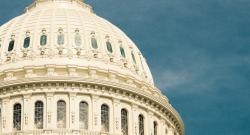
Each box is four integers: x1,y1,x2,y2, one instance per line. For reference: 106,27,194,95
0,0,184,135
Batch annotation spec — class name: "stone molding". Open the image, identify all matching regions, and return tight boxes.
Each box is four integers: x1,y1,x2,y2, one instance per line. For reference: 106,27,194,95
0,77,184,135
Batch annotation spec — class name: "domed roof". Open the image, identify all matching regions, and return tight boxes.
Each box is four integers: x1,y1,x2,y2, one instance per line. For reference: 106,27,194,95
0,0,154,85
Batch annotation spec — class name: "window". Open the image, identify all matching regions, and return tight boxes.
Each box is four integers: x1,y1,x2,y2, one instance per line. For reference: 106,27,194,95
75,30,82,47
139,114,144,135
40,35,47,46
91,38,98,49
131,52,136,64
35,101,44,129
106,41,113,53
57,29,64,45
79,101,88,129
23,37,30,48
101,104,109,132
13,103,22,131
57,100,66,128
121,109,128,135
120,46,126,58
8,40,15,52
154,121,158,135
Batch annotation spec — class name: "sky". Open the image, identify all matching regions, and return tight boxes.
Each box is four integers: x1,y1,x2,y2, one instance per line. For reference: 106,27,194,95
0,0,250,135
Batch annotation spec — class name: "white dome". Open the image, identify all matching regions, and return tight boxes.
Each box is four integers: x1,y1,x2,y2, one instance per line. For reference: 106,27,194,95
0,1,184,135
0,0,153,85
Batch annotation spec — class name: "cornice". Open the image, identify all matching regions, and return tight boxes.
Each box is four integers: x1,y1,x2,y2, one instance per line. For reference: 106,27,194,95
0,76,184,135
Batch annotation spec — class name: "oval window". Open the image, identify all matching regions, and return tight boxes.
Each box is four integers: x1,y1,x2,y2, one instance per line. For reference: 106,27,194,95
57,34,64,45
75,33,82,46
120,47,126,58
131,52,136,64
23,37,30,48
40,35,47,46
106,41,113,53
91,38,98,49
8,40,15,52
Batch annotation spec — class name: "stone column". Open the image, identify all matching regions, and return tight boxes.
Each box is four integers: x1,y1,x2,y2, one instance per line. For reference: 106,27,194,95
168,127,175,135
160,119,166,135
91,95,100,131
1,97,10,133
46,92,54,129
147,111,153,135
132,104,138,135
113,98,121,134
23,94,32,130
69,93,77,129
0,100,2,133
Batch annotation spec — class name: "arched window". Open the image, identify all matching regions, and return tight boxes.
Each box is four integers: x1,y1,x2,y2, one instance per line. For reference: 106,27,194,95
79,101,88,129
101,104,109,132
91,38,98,49
106,41,113,53
40,35,47,46
35,101,44,129
154,121,158,135
23,37,30,48
131,52,136,64
120,46,126,58
8,40,15,52
57,29,64,45
75,31,82,47
13,103,22,131
139,114,144,135
57,100,66,128
121,109,128,135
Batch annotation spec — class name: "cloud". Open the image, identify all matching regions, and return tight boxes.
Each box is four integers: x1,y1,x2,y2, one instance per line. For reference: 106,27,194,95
155,70,192,89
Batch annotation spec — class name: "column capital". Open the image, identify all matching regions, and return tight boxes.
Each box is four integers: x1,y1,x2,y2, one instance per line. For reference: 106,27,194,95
91,94,99,100
112,98,120,104
46,92,54,97
147,111,154,117
69,92,77,97
23,94,32,99
131,104,138,110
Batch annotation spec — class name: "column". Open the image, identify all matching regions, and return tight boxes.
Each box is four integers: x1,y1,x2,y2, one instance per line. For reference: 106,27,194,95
160,119,166,135
0,100,2,133
131,104,138,135
23,94,32,130
1,97,10,133
91,95,100,131
168,127,174,135
46,93,54,129
146,111,153,135
113,99,121,134
69,93,77,129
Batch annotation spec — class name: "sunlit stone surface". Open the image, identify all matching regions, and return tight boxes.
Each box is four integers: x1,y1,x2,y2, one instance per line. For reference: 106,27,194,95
0,0,184,135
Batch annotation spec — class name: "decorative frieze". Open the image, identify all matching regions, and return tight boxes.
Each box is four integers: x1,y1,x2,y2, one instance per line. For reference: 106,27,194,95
0,81,183,134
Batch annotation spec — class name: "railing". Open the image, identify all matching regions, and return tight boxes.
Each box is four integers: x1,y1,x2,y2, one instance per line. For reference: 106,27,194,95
2,129,121,135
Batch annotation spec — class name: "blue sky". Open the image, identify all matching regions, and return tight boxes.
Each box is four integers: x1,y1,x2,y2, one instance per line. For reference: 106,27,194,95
1,0,250,135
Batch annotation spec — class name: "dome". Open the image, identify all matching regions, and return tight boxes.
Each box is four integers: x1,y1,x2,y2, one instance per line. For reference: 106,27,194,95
0,0,184,135
0,0,154,85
